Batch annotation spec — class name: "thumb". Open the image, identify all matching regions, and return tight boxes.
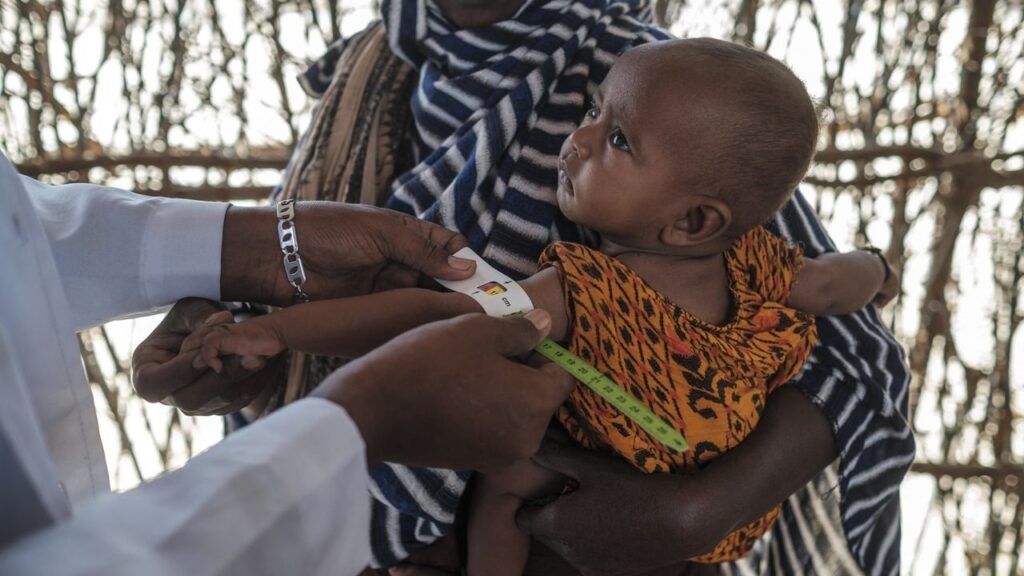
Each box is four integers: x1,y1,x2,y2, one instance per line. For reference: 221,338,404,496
539,361,576,399
531,435,626,482
530,437,589,480
485,309,552,357
133,349,207,403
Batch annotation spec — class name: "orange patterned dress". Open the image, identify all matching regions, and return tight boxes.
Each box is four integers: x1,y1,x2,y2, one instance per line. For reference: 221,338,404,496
538,225,818,563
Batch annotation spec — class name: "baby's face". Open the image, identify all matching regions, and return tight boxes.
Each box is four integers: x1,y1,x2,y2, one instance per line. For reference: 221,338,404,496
557,45,725,249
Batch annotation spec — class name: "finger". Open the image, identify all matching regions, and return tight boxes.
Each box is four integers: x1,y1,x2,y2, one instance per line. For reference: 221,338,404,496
132,312,207,369
179,316,232,355
133,300,228,375
473,310,552,357
203,309,234,327
200,326,280,370
402,211,470,254
530,435,623,481
133,348,211,403
190,375,267,416
197,331,230,373
173,298,230,332
240,354,266,371
525,350,551,368
171,357,263,414
208,355,224,374
538,361,576,400
195,331,228,373
198,354,283,415
516,362,576,413
192,352,211,372
390,214,475,280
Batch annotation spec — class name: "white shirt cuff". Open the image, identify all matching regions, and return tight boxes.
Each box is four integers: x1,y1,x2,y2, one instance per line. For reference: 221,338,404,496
141,199,228,305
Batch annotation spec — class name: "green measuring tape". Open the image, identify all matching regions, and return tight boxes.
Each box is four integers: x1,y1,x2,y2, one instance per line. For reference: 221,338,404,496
535,338,689,453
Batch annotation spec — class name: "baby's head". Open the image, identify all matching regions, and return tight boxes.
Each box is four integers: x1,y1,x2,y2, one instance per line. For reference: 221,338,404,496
557,38,817,254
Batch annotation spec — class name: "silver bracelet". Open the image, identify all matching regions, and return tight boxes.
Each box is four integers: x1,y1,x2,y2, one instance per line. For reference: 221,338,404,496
276,199,310,303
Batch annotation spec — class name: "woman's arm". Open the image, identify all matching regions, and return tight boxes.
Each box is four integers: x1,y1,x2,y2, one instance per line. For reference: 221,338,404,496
517,386,836,574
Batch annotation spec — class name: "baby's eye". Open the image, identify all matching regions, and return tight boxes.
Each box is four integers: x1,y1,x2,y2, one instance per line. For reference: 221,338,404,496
584,105,600,121
609,129,631,152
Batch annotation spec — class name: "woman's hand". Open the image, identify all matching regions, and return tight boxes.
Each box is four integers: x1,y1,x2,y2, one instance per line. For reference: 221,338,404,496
517,387,837,575
515,433,706,576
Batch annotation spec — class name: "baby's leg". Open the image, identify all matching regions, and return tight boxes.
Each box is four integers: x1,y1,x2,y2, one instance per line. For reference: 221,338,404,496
466,459,565,576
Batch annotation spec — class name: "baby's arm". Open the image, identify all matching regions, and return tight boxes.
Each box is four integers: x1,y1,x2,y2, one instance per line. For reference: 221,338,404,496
198,266,570,372
519,267,569,342
788,250,899,316
197,288,480,371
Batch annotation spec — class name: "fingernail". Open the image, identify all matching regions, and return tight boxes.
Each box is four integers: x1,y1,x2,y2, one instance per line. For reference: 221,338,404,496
241,355,264,370
448,255,474,270
203,313,221,326
192,355,206,370
523,309,551,332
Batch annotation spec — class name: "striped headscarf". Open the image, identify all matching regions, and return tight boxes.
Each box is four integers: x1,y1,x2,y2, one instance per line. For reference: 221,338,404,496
381,0,669,277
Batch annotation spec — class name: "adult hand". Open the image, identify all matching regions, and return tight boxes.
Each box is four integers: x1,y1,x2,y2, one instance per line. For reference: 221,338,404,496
311,310,575,472
132,298,282,415
516,387,837,576
387,535,461,576
515,432,701,576
221,203,476,306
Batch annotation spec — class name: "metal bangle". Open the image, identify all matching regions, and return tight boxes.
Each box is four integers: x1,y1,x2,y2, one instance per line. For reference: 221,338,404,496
276,199,310,303
862,245,891,284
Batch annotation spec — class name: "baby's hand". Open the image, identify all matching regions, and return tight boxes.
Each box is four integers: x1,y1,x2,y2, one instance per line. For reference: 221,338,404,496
195,319,287,374
872,262,900,308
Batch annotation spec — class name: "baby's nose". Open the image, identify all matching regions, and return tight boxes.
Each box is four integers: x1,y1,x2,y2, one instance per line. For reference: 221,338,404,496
568,129,590,159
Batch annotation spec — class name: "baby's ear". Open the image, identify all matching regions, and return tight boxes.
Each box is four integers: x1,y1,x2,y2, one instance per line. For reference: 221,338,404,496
660,196,732,248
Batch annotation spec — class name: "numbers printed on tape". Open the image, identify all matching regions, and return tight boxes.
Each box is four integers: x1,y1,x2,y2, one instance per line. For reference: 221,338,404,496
536,339,689,453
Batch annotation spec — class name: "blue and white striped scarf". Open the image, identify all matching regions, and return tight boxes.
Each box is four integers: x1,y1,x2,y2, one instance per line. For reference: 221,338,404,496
382,0,667,277
297,1,914,572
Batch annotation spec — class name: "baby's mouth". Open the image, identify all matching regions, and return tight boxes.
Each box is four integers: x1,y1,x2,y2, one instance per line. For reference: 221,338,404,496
558,158,575,196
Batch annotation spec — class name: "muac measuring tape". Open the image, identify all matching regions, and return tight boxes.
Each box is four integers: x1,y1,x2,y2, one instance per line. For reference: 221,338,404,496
437,248,689,454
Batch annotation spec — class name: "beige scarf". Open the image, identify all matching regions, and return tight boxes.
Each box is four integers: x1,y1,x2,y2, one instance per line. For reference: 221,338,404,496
268,21,415,411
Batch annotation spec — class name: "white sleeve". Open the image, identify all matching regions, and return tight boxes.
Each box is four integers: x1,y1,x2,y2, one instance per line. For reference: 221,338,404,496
21,176,228,330
0,398,372,576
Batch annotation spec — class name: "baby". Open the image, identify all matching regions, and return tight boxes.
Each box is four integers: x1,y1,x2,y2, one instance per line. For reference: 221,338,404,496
195,39,897,572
